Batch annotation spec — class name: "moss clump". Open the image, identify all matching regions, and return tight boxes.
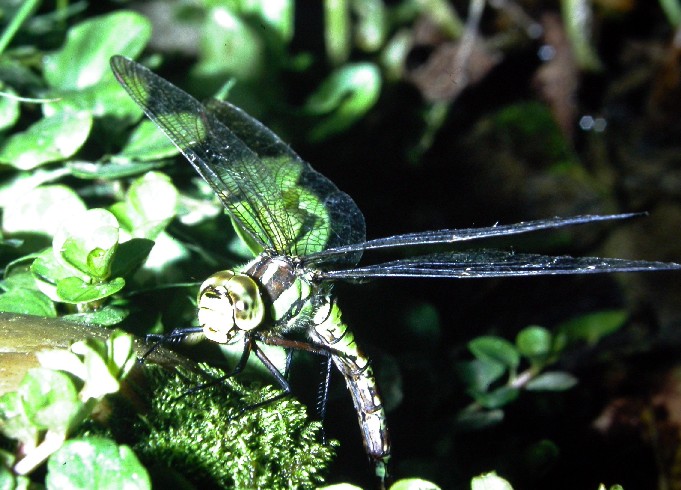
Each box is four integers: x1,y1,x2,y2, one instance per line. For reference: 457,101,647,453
134,365,337,489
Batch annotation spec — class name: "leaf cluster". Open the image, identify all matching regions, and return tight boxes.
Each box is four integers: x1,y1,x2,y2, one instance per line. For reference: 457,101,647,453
457,310,629,428
0,330,145,488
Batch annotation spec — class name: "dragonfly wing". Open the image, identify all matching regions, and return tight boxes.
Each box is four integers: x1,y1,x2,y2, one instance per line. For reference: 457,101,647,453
303,213,644,264
320,250,681,279
111,56,298,254
204,99,366,261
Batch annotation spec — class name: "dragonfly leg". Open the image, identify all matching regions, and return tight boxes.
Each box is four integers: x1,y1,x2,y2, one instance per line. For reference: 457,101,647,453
283,347,294,379
240,339,293,410
258,335,348,359
316,355,333,445
176,335,256,398
263,337,360,450
141,326,204,361
157,335,290,407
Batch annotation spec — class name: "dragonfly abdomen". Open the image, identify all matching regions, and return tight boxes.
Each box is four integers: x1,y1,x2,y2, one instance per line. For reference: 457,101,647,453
310,299,391,486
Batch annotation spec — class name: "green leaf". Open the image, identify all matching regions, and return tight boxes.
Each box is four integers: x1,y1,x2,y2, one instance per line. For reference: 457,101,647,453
0,0,44,58
353,0,387,52
525,371,578,391
389,479,441,490
468,336,520,371
18,368,83,434
119,120,180,161
470,386,520,409
304,63,381,140
43,11,151,91
46,438,150,490
66,332,136,398
71,342,119,399
0,111,92,170
471,471,514,490
0,167,72,211
55,276,125,304
240,0,294,43
456,359,506,392
2,185,86,236
43,77,143,120
128,232,189,277
31,248,90,302
107,330,136,379
490,102,576,170
455,408,504,431
61,306,128,326
227,219,260,257
86,247,117,281
67,159,164,180
318,484,363,490
41,11,152,120
37,331,136,397
60,240,116,281
0,391,39,446
0,88,20,131
109,238,154,278
0,452,31,489
36,350,88,381
555,310,628,347
661,0,681,26
324,0,351,64
0,288,56,317
54,209,120,280
516,325,552,364
127,172,178,226
403,302,441,347
194,7,264,80
0,268,38,290
561,0,602,71
111,172,178,239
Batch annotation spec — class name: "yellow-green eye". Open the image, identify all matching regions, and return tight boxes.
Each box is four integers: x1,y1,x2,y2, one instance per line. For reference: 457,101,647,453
197,271,265,344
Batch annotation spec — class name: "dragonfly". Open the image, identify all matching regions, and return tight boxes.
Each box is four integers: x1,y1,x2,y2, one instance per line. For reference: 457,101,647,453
110,55,681,489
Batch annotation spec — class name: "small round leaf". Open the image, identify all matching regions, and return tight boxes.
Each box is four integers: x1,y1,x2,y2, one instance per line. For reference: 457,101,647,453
469,336,520,371
56,277,125,304
471,472,514,490
0,112,92,170
3,186,86,236
46,437,150,490
516,326,552,360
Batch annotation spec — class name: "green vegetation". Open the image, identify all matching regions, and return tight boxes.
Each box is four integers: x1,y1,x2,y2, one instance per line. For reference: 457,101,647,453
0,1,677,489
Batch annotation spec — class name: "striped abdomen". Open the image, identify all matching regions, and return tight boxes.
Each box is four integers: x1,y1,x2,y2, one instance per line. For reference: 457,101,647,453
309,299,391,487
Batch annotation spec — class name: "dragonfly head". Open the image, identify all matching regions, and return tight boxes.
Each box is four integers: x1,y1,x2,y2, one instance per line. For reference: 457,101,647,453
197,270,265,344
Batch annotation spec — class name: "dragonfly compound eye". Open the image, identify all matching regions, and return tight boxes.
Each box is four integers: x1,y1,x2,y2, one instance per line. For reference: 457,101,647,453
198,270,265,343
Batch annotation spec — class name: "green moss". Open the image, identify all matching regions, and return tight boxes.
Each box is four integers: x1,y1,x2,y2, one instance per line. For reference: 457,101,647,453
134,365,337,489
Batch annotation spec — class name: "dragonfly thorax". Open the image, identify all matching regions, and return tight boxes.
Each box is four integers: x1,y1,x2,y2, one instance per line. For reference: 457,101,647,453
197,270,265,344
244,255,316,331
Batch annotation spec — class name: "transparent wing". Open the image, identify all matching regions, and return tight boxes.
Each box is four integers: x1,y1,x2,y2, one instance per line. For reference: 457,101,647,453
319,250,681,280
303,213,641,266
111,56,365,261
204,99,366,261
